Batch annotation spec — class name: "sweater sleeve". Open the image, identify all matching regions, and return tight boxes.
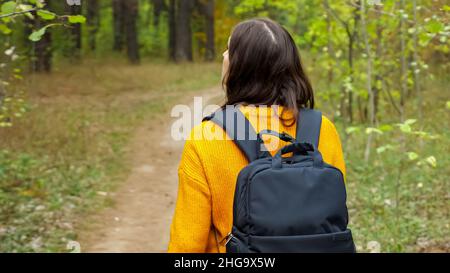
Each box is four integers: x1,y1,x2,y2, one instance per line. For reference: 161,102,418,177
319,116,347,181
167,136,212,253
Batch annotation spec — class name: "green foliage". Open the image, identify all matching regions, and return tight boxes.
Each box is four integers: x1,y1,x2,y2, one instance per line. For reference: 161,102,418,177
27,15,86,43
67,15,86,24
1,1,17,15
28,25,48,41
0,149,102,252
0,0,86,43
36,10,56,21
0,0,86,131
339,73,449,252
0,44,27,128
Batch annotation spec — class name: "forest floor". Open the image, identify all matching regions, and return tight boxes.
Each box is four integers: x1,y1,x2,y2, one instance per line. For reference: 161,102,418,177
78,86,222,252
0,60,222,252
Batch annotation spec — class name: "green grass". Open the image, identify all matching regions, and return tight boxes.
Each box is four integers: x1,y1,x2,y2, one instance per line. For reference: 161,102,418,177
0,59,221,252
322,76,450,252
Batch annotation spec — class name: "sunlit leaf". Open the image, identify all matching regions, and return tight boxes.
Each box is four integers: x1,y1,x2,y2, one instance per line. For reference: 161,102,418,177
345,126,361,134
28,0,45,9
0,24,11,34
365,127,383,135
28,26,47,42
426,20,444,34
37,10,56,20
425,156,437,168
1,1,16,14
398,124,412,133
407,152,419,161
68,15,86,24
405,119,417,125
377,145,394,154
17,4,34,19
379,124,394,132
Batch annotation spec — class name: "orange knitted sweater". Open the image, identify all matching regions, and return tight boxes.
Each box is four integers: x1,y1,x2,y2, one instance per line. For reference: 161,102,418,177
168,106,346,253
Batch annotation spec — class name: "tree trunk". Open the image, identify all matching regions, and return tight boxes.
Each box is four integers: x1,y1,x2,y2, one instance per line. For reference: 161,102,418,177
346,2,361,123
412,0,422,130
399,0,407,122
152,0,166,27
87,0,100,51
124,0,140,64
324,1,334,84
204,0,215,61
112,0,126,51
67,5,82,53
360,0,375,163
168,0,176,61
27,16,52,72
347,34,354,123
175,0,194,62
323,0,358,123
373,6,383,118
198,0,215,61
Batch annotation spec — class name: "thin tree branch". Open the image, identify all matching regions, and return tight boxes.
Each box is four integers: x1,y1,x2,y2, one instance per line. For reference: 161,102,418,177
382,83,402,116
0,8,37,19
346,1,415,23
360,0,375,162
323,0,350,31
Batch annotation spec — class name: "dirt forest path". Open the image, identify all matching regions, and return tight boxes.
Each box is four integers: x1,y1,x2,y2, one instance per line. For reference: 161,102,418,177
79,86,223,253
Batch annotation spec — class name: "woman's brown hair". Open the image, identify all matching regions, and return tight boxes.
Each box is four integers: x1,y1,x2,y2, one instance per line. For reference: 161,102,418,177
223,18,314,126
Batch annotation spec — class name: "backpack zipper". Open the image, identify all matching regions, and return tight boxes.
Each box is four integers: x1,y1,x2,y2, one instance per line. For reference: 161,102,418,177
223,232,234,246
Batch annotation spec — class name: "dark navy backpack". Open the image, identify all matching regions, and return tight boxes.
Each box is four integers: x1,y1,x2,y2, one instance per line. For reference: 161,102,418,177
204,107,356,253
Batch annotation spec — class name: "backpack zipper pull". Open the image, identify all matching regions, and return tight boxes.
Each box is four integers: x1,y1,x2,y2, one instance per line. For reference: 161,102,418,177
224,233,234,246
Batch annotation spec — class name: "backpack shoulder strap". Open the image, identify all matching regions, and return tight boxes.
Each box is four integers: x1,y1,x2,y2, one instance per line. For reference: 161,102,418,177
203,107,260,162
296,108,322,148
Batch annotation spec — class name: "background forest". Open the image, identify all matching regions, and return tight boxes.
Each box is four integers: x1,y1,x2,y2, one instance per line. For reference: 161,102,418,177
0,0,448,253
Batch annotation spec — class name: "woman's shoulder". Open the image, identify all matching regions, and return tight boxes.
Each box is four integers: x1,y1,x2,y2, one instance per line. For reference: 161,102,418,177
188,120,229,142
320,114,338,131
319,114,341,139
318,114,343,151
181,121,230,157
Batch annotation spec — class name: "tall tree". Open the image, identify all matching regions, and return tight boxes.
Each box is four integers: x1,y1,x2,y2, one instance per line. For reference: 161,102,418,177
67,4,82,54
323,0,359,123
87,0,100,51
372,5,383,118
124,0,140,64
412,0,423,130
399,0,407,123
175,0,194,62
198,0,215,61
360,0,374,162
112,0,126,51
26,16,52,72
168,0,176,61
152,0,166,27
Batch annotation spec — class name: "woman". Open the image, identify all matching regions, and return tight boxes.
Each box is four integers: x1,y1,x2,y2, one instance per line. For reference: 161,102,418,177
168,18,346,253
